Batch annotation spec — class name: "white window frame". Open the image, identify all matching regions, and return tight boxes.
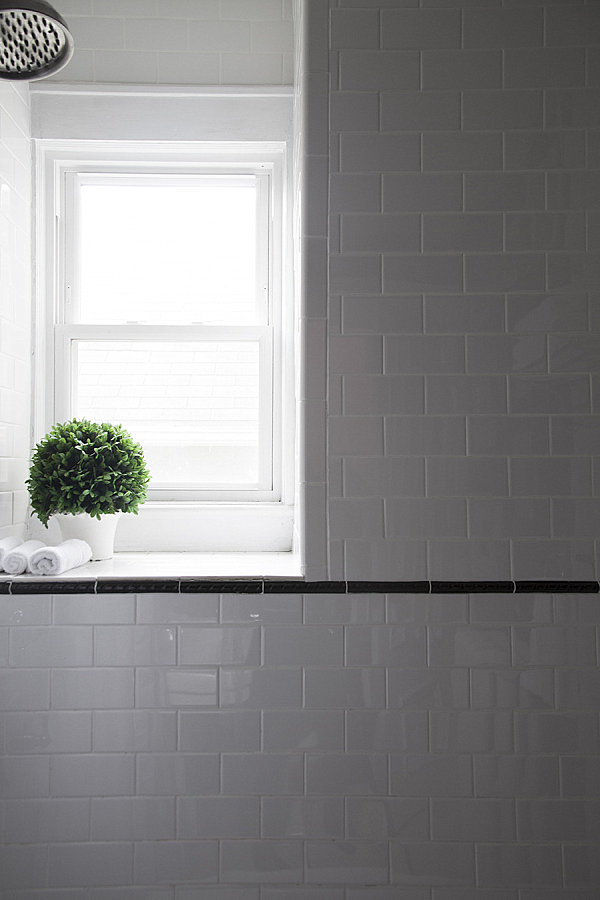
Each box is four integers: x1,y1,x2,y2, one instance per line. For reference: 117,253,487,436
34,140,295,552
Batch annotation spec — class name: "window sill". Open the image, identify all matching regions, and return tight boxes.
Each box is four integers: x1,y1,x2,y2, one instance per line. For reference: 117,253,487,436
0,551,302,585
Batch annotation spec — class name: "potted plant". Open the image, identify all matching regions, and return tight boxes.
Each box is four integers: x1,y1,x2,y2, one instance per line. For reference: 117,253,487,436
26,418,150,560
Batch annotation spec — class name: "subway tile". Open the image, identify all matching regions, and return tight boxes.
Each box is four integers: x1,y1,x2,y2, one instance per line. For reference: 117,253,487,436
422,50,502,90
136,593,218,624
383,172,462,212
0,595,50,626
0,844,49,890
504,132,585,171
463,7,542,47
564,845,600,889
513,624,595,666
469,595,553,623
305,594,385,624
390,754,473,797
330,10,379,50
136,753,219,796
384,254,463,294
0,755,49,799
134,840,218,885
3,797,89,843
263,709,344,752
304,668,385,709
329,415,384,457
382,9,460,49
387,594,468,624
329,254,382,294
510,457,591,497
220,840,302,884
220,667,302,708
52,668,134,709
260,890,337,900
222,753,303,795
386,498,467,539
546,5,600,45
504,48,585,89
179,626,260,666
4,710,91,754
306,753,388,796
346,710,428,752
423,214,502,252
263,625,343,666
177,796,259,839
549,334,600,373
430,711,514,753
463,90,543,130
391,842,475,886
431,798,515,841
476,844,563,888
469,498,551,538
428,540,511,581
0,668,49,710
93,710,176,752
179,710,260,752
380,91,460,132
555,594,600,624
344,457,425,499
425,295,505,334
556,670,600,709
468,415,549,455
465,254,545,293
423,134,502,173
466,336,546,374
345,538,428,580
346,797,428,841
426,375,507,414
135,668,217,708
344,375,424,415
9,626,92,666
549,172,600,210
511,539,596,580
330,174,381,213
561,755,600,797
548,253,600,292
340,51,419,91
340,214,420,254
518,798,600,842
342,296,423,335
330,335,383,376
506,212,585,252
474,754,560,798
386,415,466,455
261,796,344,841
465,173,545,212
471,669,554,710
50,753,134,797
428,624,511,666
53,593,134,624
306,840,389,884
427,458,508,497
221,593,302,624
346,625,426,666
49,843,133,888
515,711,599,753
341,133,420,173
387,668,469,709
384,335,465,374
347,892,427,900
91,796,175,840
546,88,600,129
509,374,590,414
553,498,600,538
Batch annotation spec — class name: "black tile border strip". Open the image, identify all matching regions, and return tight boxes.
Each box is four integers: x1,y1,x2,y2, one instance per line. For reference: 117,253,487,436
0,578,599,595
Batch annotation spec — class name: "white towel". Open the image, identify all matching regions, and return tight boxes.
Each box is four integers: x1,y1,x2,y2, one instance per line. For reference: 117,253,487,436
2,540,45,575
29,539,92,576
0,535,22,570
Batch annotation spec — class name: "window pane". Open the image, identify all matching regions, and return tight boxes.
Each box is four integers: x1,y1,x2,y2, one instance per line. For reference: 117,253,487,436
74,340,260,486
77,180,259,325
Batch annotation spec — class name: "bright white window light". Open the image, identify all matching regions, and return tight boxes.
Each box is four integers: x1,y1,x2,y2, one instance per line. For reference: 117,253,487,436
76,177,261,325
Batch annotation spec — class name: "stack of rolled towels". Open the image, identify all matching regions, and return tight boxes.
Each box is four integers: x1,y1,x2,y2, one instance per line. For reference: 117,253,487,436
0,536,92,575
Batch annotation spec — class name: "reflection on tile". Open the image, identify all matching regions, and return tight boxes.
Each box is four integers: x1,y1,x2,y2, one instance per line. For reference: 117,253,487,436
135,669,217,708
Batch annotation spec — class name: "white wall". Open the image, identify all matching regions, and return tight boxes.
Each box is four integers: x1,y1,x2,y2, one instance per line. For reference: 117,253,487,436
0,84,31,543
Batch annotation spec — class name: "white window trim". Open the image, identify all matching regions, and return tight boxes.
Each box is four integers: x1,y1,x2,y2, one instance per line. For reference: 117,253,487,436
32,91,297,555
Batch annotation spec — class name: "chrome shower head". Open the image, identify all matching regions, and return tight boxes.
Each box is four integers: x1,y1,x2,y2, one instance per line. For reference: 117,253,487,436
0,1,73,81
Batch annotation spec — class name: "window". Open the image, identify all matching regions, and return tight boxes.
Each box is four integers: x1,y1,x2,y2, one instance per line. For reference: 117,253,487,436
36,142,294,551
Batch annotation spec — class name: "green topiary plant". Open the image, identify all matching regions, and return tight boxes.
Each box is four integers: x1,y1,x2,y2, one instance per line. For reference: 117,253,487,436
26,418,151,527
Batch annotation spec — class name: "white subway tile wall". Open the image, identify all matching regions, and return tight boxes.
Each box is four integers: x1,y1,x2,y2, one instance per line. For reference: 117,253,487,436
0,590,597,895
48,0,293,84
0,84,30,545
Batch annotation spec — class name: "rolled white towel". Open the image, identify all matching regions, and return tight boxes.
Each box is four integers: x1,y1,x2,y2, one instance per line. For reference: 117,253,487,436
2,540,45,575
29,539,92,576
0,535,22,570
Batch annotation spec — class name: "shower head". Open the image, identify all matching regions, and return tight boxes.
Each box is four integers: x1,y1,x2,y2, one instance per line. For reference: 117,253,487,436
0,1,73,81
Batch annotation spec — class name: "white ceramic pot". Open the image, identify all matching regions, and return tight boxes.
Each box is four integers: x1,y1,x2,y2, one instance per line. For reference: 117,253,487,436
54,512,122,561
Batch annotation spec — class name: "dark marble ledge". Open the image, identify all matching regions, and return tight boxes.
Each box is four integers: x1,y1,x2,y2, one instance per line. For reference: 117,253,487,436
0,578,598,595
